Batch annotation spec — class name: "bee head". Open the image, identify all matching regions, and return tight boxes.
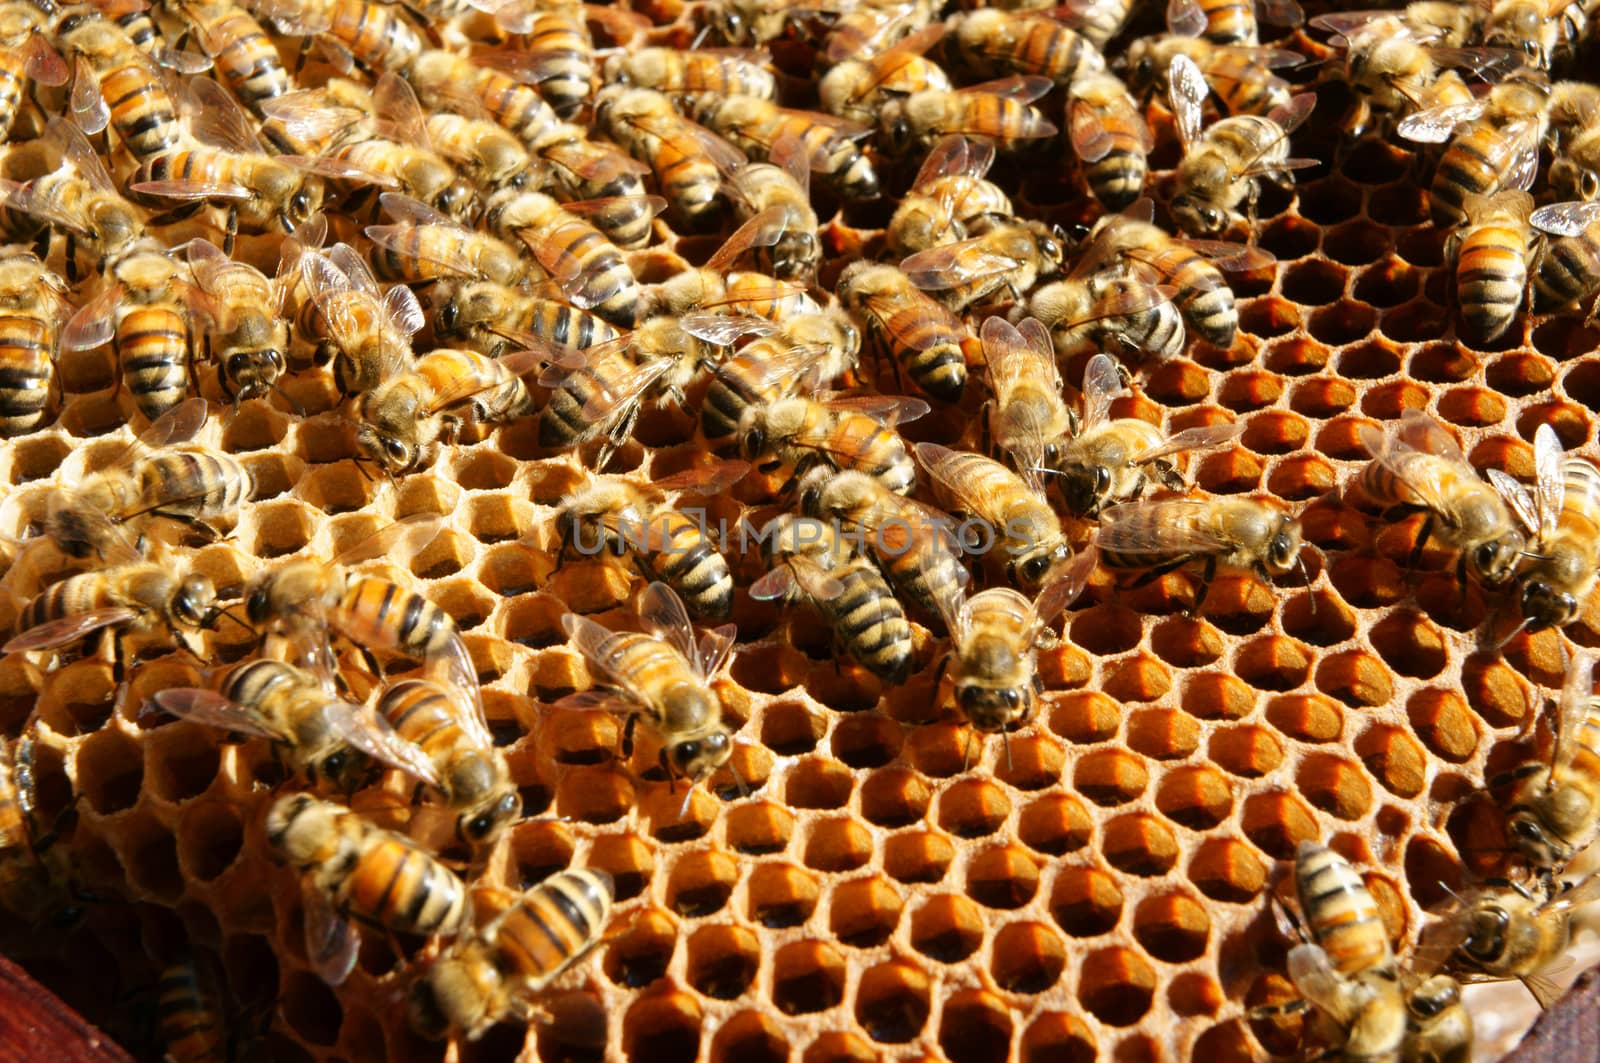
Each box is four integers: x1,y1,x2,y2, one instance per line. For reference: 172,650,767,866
460,790,521,848
1521,579,1578,631
1470,533,1525,585
1263,518,1304,576
666,731,732,782
956,681,1030,733
356,424,420,477
172,574,218,628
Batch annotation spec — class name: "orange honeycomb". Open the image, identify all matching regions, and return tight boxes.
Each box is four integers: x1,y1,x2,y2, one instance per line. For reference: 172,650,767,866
0,5,1596,1063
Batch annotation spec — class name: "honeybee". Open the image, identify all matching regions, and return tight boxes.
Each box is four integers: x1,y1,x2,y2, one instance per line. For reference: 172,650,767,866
916,442,1071,591
1168,53,1318,235
818,23,950,127
559,581,738,802
1356,408,1526,585
186,238,290,408
0,2,66,141
357,346,539,477
1530,199,1600,310
1095,495,1305,609
1028,244,1186,361
946,9,1106,86
265,794,470,986
424,112,537,195
1123,35,1300,117
295,241,423,397
1166,0,1304,46
594,85,746,227
482,186,658,327
836,261,971,402
5,118,144,281
740,394,929,496
1398,73,1550,227
375,674,519,851
175,0,292,115
1481,0,1583,70
885,135,1013,258
366,191,528,287
4,559,220,667
435,279,622,355
931,559,1093,760
900,218,1066,312
686,94,880,200
699,308,861,442
981,316,1072,477
818,0,939,61
473,3,600,120
646,205,811,319
725,144,821,282
1489,424,1600,633
54,10,183,160
0,249,69,437
409,870,614,1041
554,465,743,622
700,0,801,44
154,960,227,1063
1066,71,1152,210
604,46,776,101
245,0,423,74
1445,190,1539,343
804,469,969,626
62,246,206,421
1053,353,1244,517
750,513,914,685
148,658,386,792
1493,650,1600,873
878,79,1059,156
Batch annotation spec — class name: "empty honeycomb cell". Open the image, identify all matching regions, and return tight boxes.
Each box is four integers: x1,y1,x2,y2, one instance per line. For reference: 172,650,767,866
759,701,823,756
1368,610,1448,679
554,767,634,824
965,843,1040,908
1100,813,1179,877
1407,688,1479,763
1154,765,1233,830
1404,342,1477,384
1232,635,1311,692
1280,591,1356,647
479,547,546,601
729,644,810,695
772,941,847,1015
1258,213,1320,261
508,820,575,885
783,756,853,810
803,1032,876,1063
802,817,873,873
1066,605,1141,655
905,723,976,779
1143,360,1211,406
218,402,288,453
1242,411,1309,457
6,435,70,483
936,778,1011,838
1334,339,1402,381
1316,649,1396,707
1516,400,1593,448
1296,752,1373,820
281,970,343,1048
1437,386,1509,429
1022,1012,1099,1063
1354,724,1427,798
1179,673,1255,721
426,578,495,632
1132,892,1211,964
1191,447,1262,495
910,893,984,962
719,802,793,858
939,990,1013,1063
125,821,183,901
1168,972,1226,1019
1281,260,1347,306
1017,794,1093,856
1149,618,1223,669
409,530,473,580
855,961,931,1044
1327,555,1405,609
588,833,654,901
174,801,243,882
1562,357,1600,410
1377,299,1448,343
36,662,116,737
1352,258,1420,307
1265,694,1345,744
1073,749,1149,807
76,728,144,814
394,475,463,520
1307,301,1375,346
451,449,519,490
641,785,718,842
1395,226,1448,267
707,1012,789,1063
1481,353,1553,398
1209,724,1283,778
1077,947,1156,1027
246,500,314,558
1405,834,1466,910
57,393,127,438
802,662,882,713
339,1009,385,1063
829,713,901,770
861,768,931,828
1240,792,1318,859
686,924,760,1000
1125,708,1201,761
828,874,902,948
745,862,819,929
1323,218,1390,264
1188,837,1268,903
297,463,376,514
143,723,221,805
604,909,678,989
1102,655,1173,704
1046,864,1122,938
622,990,703,1063
1198,576,1276,635
1237,298,1300,339
1311,418,1375,463
1532,315,1600,360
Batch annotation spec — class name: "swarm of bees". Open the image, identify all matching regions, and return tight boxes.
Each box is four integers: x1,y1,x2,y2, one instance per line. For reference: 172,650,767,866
0,0,1598,1057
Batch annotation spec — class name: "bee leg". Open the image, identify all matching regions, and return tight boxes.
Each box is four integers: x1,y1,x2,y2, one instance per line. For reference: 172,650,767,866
620,711,638,761
1407,514,1436,577
152,513,223,545
223,207,238,257
1149,460,1185,492
962,726,978,772
1190,555,1218,615
1248,996,1312,1022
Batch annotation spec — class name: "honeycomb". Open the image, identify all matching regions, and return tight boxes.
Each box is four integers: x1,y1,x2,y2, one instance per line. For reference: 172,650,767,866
0,2,1598,1062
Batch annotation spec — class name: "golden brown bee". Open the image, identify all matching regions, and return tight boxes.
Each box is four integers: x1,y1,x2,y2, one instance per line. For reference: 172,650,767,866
1530,199,1600,310
186,238,291,408
148,658,383,793
55,11,184,162
725,146,821,282
357,346,538,477
1166,0,1304,47
154,960,227,1063
1448,189,1537,341
1488,424,1600,633
1028,244,1185,362
701,0,801,44
1401,975,1474,1063
6,118,145,277
408,46,558,146
740,394,929,496
424,112,537,194
435,279,622,356
1398,74,1550,227
475,2,600,120
1053,353,1243,517
175,0,292,115
818,0,939,61
554,466,742,622
245,0,423,74
1545,82,1600,201
559,581,738,800
687,94,880,200
818,23,950,127
482,186,657,327
837,260,970,402
946,9,1106,86
1168,53,1318,235
699,308,860,442
0,248,69,437
1067,71,1153,210
296,241,423,397
594,85,747,227
1124,35,1300,117
409,870,614,1041
603,46,777,101
5,559,220,666
1095,495,1304,609
63,246,206,422
750,513,914,685
1482,0,1583,70
1308,12,1498,135
1357,408,1526,586
366,191,528,287
878,79,1059,157
0,3,66,141
916,442,1071,591
803,469,968,627
900,217,1066,313
647,205,815,319
885,135,1014,258
981,316,1072,477
265,794,470,986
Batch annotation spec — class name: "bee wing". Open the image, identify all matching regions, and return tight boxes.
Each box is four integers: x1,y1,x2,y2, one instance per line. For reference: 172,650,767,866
1079,352,1126,432
1166,0,1209,37
914,441,992,515
962,75,1056,106
69,56,109,136
185,77,266,154
637,581,700,662
748,563,798,602
258,90,363,149
381,284,426,339
1397,102,1485,144
912,135,995,188
678,311,779,345
821,394,932,427
323,701,443,788
703,205,793,273
145,688,290,741
930,570,968,642
578,355,674,421
1487,468,1539,537
324,244,378,294
697,624,737,679
1133,421,1245,465
1531,201,1600,238
1285,944,1358,1026
333,513,448,567
1177,239,1277,272
3,608,140,653
1167,54,1209,152
5,176,88,238
377,191,455,228
303,883,360,987
560,613,659,704
1396,407,1469,464
900,237,1024,291
1066,281,1179,328
1034,546,1096,624
1532,423,1565,543
61,283,124,350
651,460,751,495
1098,499,1228,555
858,285,967,351
45,116,117,193
22,34,67,87
370,71,430,148
425,349,541,415
1069,93,1152,163
186,238,235,302
1549,651,1597,775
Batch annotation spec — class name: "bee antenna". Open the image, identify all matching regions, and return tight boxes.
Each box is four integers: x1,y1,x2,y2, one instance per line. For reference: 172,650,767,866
1493,615,1535,653
1437,881,1466,904
1520,550,1553,561
215,605,255,634
678,782,696,822
1299,555,1316,616
725,758,750,801
274,385,306,418
1002,729,1013,775
963,727,977,774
